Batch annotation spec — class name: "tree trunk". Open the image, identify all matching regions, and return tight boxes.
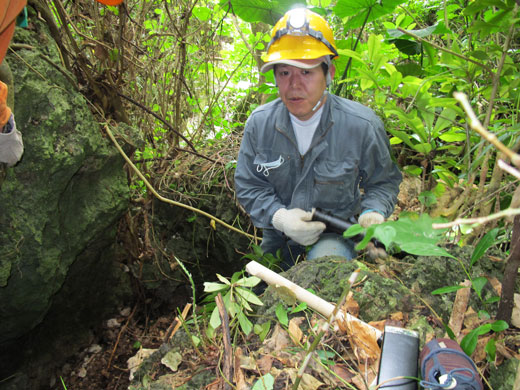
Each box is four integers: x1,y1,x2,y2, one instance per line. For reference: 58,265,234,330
497,215,520,322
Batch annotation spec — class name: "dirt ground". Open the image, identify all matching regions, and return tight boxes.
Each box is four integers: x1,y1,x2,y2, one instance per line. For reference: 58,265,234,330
58,303,187,390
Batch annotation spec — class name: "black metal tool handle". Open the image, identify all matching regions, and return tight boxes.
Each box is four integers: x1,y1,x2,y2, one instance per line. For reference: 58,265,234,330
311,208,370,243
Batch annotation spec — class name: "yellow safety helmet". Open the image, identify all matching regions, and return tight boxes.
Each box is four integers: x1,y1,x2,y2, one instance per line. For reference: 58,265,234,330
261,8,338,72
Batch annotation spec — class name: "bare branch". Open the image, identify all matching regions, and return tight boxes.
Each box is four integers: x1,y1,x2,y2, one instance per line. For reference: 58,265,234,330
433,207,520,229
454,92,520,167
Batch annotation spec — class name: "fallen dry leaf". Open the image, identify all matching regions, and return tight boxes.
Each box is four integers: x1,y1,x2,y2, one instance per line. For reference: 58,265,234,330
511,293,520,328
344,320,380,361
448,280,472,338
331,363,355,382
473,335,491,363
127,348,157,381
369,320,386,332
288,317,304,345
233,347,249,390
263,323,290,352
351,372,372,390
486,276,502,296
342,294,360,317
390,312,404,322
256,354,274,375
286,368,325,390
463,307,480,332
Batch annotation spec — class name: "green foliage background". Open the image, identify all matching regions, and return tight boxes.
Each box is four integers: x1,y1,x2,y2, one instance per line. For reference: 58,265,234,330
39,0,519,247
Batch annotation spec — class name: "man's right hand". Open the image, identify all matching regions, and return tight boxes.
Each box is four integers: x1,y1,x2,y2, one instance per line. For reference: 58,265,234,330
272,208,326,246
0,81,11,129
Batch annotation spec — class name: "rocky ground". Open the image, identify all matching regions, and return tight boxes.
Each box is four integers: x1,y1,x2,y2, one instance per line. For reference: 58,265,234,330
56,249,520,390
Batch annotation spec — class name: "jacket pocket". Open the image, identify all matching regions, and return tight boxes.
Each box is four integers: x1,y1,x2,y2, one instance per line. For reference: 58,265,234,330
313,159,358,210
254,153,294,204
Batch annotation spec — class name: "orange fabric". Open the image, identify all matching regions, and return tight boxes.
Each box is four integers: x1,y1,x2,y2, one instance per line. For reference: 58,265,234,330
95,0,124,5
0,81,11,128
0,0,27,64
0,21,14,64
0,0,27,32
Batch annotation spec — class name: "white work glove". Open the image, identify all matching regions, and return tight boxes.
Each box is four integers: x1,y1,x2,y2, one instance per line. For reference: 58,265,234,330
358,210,384,228
272,208,326,246
0,119,24,166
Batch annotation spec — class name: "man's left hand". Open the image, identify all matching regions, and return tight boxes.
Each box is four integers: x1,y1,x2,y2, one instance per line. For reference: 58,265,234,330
359,211,387,259
359,211,384,228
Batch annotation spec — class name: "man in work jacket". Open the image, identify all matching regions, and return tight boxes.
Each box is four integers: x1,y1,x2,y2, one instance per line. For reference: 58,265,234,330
235,8,402,266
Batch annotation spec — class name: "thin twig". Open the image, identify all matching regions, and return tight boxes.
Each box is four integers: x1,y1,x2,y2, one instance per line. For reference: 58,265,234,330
106,304,137,371
396,27,492,74
104,124,259,241
164,303,192,343
498,159,520,180
292,269,360,390
433,207,520,229
215,293,233,390
454,92,520,167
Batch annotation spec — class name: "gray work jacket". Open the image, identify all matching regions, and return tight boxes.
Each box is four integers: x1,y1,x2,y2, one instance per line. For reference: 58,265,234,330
234,94,402,229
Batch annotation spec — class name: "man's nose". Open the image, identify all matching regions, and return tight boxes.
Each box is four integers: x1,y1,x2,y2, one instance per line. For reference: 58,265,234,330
289,72,303,87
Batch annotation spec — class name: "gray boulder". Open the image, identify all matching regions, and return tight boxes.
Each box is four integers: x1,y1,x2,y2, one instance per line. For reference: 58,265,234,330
0,19,131,387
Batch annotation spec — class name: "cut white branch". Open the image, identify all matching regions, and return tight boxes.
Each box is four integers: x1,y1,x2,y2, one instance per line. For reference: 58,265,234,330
498,159,520,180
245,261,382,339
433,207,520,229
454,92,520,167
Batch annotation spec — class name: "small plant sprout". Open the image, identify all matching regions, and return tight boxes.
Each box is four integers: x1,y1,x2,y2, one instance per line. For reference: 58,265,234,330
203,271,263,337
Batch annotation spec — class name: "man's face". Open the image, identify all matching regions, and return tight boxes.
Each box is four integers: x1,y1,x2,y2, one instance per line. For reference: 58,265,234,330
274,59,333,121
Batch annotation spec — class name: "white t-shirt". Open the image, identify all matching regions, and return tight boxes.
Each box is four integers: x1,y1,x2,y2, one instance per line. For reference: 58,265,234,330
290,104,324,155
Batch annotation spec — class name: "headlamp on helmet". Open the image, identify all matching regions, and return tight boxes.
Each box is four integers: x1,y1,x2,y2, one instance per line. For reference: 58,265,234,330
265,8,338,60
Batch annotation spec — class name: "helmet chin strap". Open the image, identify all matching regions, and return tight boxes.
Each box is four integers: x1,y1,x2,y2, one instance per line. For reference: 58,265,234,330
312,90,328,112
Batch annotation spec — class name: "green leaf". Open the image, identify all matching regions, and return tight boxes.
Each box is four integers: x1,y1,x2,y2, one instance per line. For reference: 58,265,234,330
343,224,364,238
203,282,228,293
235,287,264,306
418,190,437,207
412,142,432,154
192,6,212,21
400,242,455,258
444,325,456,340
209,306,221,330
484,296,500,305
432,285,467,295
221,0,302,24
216,274,231,285
391,38,422,55
254,321,271,342
373,225,396,249
337,48,363,62
235,276,261,288
252,373,275,390
403,165,422,176
490,320,509,332
354,227,375,251
471,228,499,266
334,0,407,29
471,277,488,298
485,338,496,361
237,311,253,335
460,328,480,356
234,292,253,312
275,303,288,326
290,302,308,313
439,130,467,142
